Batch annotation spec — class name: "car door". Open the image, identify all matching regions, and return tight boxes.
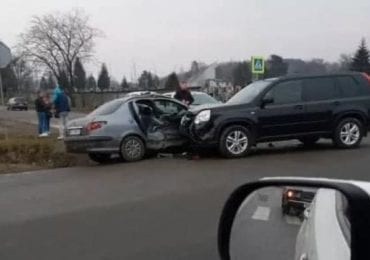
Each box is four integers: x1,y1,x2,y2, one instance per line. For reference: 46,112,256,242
301,77,340,133
149,99,188,150
257,79,306,138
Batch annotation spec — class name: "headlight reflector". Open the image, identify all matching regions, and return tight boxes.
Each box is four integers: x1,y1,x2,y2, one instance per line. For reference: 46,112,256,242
194,110,211,124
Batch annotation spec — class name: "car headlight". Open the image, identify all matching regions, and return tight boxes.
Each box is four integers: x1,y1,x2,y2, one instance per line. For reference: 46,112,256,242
194,110,211,124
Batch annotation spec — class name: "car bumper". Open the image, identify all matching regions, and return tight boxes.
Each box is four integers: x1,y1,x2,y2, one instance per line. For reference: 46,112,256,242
64,136,119,154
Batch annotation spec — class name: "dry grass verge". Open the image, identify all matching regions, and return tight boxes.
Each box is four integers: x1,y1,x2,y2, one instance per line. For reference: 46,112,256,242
0,135,77,170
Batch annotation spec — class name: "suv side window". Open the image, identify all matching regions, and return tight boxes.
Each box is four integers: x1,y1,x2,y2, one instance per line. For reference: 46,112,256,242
302,77,337,101
336,76,364,97
265,80,303,105
153,100,186,115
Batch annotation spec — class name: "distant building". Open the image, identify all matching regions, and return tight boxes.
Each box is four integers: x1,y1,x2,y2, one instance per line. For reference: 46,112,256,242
187,63,218,89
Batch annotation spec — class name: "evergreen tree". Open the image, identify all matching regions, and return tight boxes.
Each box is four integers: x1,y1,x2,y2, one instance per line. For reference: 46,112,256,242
86,75,97,91
138,71,155,90
232,62,252,86
153,75,160,89
351,38,370,73
266,55,288,78
74,57,86,92
58,70,71,92
120,77,129,90
97,64,110,91
0,65,17,96
191,61,200,74
165,72,180,90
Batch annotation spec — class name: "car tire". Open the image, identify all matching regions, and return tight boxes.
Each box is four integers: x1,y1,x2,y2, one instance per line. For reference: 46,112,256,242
333,117,363,148
298,136,320,146
219,125,253,158
120,136,146,162
88,153,112,164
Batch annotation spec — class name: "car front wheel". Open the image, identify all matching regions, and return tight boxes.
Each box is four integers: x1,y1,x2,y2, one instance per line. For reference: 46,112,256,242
219,125,253,158
333,118,363,148
88,153,112,164
120,136,146,162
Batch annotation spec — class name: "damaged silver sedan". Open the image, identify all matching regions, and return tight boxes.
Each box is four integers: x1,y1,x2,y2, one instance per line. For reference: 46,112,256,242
64,94,188,163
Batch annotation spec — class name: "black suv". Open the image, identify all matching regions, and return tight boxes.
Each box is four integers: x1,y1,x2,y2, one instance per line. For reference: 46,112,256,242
180,72,370,158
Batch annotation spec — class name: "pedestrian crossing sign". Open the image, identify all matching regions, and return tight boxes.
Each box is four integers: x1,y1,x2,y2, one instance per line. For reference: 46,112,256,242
251,56,265,74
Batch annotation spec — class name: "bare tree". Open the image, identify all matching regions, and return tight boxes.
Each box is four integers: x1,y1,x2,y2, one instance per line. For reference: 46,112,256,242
18,9,101,94
10,56,34,93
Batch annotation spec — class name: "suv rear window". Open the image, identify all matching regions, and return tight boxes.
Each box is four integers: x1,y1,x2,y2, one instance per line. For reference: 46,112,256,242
303,77,337,101
336,76,366,97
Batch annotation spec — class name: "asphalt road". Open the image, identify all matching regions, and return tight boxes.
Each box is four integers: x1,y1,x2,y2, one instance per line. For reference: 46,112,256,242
0,106,85,129
1,108,370,259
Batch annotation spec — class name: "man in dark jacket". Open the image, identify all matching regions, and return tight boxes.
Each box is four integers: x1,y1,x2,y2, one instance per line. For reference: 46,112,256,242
35,91,48,137
54,88,70,140
174,81,194,106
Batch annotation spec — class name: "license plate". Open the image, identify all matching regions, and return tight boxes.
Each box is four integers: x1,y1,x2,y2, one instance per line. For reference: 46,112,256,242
69,129,81,136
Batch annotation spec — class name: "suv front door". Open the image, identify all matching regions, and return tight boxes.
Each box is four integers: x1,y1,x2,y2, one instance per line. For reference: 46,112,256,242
257,79,306,139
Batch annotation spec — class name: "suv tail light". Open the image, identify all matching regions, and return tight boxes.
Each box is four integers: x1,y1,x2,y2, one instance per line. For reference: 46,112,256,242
86,121,107,132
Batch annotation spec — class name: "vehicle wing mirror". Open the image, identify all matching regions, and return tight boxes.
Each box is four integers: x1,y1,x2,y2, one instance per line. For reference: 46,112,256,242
218,178,370,260
261,97,274,108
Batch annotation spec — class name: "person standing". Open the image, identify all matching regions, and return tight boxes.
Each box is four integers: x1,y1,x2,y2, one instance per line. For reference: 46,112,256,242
35,91,48,137
43,92,52,135
174,81,194,106
54,88,70,140
52,84,62,103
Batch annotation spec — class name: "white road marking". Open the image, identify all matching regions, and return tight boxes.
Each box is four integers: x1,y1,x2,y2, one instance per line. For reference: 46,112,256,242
252,206,271,221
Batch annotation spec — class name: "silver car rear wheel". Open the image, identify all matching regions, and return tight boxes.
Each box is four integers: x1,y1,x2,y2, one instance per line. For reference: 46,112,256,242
120,136,146,162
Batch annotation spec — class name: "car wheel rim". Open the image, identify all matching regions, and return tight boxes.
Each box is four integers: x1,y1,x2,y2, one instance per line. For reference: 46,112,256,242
340,122,360,145
226,130,248,155
125,139,142,159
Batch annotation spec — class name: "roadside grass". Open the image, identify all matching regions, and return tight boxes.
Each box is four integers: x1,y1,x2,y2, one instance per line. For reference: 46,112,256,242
0,134,78,173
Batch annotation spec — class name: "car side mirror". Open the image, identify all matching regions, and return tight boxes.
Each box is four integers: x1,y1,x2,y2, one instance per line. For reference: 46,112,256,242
218,178,370,260
261,97,274,108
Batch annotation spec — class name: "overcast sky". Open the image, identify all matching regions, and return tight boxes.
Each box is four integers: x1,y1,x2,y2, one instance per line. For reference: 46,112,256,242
1,0,369,80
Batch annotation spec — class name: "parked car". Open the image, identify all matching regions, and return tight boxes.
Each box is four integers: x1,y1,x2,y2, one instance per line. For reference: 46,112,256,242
281,187,316,218
180,72,370,158
6,97,28,111
64,94,188,163
163,91,221,108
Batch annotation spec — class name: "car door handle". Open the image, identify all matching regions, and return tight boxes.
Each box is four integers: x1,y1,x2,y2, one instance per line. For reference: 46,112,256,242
294,105,304,110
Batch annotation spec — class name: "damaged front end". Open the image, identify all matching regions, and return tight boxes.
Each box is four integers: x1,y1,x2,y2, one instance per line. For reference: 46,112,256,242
180,111,217,145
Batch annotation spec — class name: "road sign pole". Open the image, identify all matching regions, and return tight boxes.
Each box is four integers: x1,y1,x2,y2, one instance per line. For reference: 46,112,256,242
251,56,264,81
0,73,4,106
